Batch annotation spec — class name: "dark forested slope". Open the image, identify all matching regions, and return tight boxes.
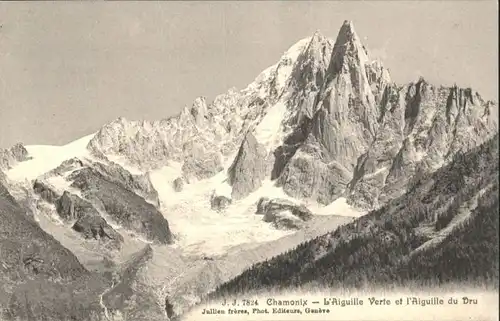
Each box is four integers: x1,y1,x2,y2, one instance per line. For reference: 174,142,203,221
0,179,109,321
210,134,499,298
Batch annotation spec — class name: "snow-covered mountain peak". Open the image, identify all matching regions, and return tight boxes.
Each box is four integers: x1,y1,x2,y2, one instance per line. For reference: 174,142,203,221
299,31,332,65
281,36,313,61
306,30,328,49
242,36,312,99
77,21,500,215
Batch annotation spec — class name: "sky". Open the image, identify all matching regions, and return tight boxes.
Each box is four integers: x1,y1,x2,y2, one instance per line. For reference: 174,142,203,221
0,1,498,148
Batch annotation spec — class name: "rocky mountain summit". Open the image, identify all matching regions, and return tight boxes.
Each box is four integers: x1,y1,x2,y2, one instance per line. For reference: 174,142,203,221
0,143,30,170
88,20,498,212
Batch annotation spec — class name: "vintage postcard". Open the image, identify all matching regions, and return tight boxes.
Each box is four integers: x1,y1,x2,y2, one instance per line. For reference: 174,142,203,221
0,1,498,321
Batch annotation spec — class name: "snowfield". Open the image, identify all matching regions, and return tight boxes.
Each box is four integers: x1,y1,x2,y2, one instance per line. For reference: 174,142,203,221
2,32,364,259
253,102,288,152
5,129,362,258
146,156,362,256
5,133,96,181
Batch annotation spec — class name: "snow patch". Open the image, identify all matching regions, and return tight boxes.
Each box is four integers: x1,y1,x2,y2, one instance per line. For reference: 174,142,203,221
273,38,311,91
278,209,300,220
37,202,65,226
6,133,95,182
283,37,312,65
243,37,311,96
45,175,81,197
148,161,184,204
106,154,144,175
308,197,365,217
213,180,232,199
253,102,287,151
363,166,389,180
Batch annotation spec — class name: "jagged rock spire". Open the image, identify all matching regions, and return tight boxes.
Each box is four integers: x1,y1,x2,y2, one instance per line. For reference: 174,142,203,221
334,20,362,48
327,20,370,77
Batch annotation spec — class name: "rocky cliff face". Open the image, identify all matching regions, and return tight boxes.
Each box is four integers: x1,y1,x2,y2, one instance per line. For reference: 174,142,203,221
90,160,160,206
1,180,108,321
271,22,385,204
227,132,269,199
31,156,171,245
69,167,173,244
347,80,498,209
56,191,124,248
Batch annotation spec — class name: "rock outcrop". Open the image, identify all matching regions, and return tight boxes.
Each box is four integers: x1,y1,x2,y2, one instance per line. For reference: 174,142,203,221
68,168,172,244
181,152,223,183
0,143,30,170
45,157,85,177
33,179,61,203
55,191,94,221
256,197,313,219
173,177,184,192
210,195,232,212
256,197,313,229
72,213,123,248
44,157,161,206
264,211,304,230
55,191,123,247
90,161,160,206
227,132,268,199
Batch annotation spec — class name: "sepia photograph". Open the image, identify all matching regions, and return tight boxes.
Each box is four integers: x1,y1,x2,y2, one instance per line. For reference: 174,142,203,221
0,1,498,321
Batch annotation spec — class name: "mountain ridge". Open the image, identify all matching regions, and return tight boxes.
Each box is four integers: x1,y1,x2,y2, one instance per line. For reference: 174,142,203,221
85,20,497,213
